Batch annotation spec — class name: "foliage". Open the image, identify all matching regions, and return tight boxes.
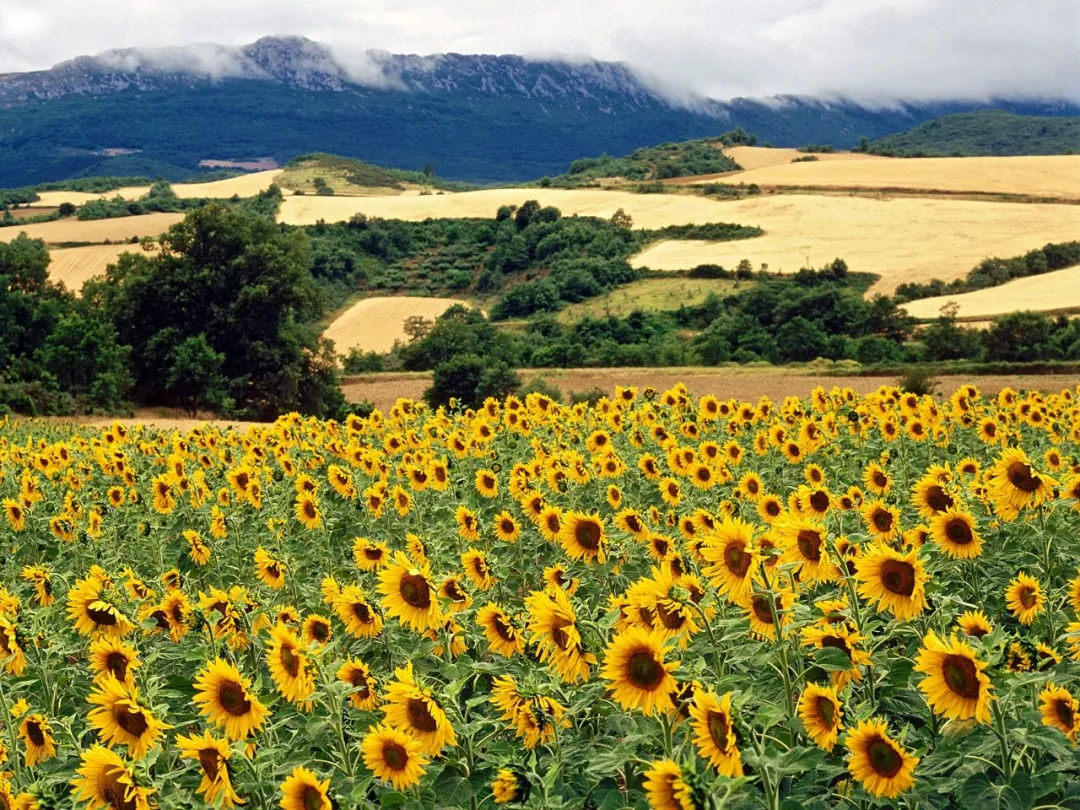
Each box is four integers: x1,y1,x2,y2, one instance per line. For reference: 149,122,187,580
425,353,520,408
287,153,475,192
869,110,1080,156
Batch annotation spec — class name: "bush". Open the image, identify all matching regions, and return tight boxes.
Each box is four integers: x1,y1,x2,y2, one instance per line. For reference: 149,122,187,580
897,369,939,396
343,350,386,373
426,354,520,410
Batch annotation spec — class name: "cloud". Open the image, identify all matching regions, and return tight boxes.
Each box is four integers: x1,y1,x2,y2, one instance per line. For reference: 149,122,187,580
0,0,1076,102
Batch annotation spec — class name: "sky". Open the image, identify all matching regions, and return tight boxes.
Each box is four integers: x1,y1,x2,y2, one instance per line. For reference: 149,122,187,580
0,0,1077,102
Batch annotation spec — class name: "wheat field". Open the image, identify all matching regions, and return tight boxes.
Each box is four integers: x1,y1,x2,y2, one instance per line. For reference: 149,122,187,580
28,170,287,208
324,296,470,355
723,145,885,170
0,212,185,245
703,154,1080,199
902,264,1080,320
46,244,142,293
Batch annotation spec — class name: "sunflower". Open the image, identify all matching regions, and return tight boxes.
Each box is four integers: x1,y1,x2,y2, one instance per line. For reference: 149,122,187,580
361,724,428,791
699,517,760,602
845,718,919,799
558,511,608,564
525,587,596,684
914,631,992,723
333,586,384,638
860,499,900,540
689,689,742,777
475,468,499,498
19,714,56,767
377,552,442,633
382,662,456,755
987,447,1057,521
455,506,481,541
266,624,316,706
491,769,525,805
798,683,844,751
184,530,212,566
928,507,982,559
192,659,268,740
337,659,380,710
86,677,169,760
543,564,579,596
742,589,796,641
1005,572,1045,625
352,537,390,571
71,745,156,810
756,494,784,524
301,614,332,647
800,624,871,688
0,618,26,677
537,506,563,542
462,549,496,590
493,511,521,543
293,492,322,530
855,544,929,621
1040,684,1080,742
642,760,698,810
477,603,525,657
252,547,286,590
2,500,25,532
600,628,678,715
176,730,243,809
956,610,992,638
279,766,332,810
66,577,135,640
862,462,892,495
20,565,54,607
775,517,839,583
88,637,141,688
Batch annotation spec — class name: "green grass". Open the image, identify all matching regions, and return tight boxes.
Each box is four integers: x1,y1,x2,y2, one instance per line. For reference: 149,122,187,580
557,276,747,321
869,111,1080,156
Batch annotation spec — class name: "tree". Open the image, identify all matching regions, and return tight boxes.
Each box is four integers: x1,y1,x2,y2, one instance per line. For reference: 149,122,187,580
424,354,520,410
776,317,828,362
165,334,228,417
57,202,77,218
609,208,633,229
422,162,436,177
983,311,1055,362
403,316,434,343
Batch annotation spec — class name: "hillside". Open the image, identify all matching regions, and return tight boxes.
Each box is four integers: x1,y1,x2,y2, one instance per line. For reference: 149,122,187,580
869,110,1080,156
2,37,1079,186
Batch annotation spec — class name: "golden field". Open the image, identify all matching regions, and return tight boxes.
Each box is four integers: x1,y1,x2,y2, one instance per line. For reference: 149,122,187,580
628,195,1080,295
0,212,185,245
705,154,1080,199
902,263,1080,320
45,244,142,293
724,145,885,170
27,170,287,208
324,296,471,355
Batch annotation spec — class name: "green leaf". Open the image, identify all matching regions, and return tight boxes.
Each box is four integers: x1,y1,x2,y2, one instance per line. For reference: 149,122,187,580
379,792,409,808
814,647,854,672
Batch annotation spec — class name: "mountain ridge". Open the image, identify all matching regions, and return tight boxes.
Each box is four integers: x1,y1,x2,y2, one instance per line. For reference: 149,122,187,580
1,36,1078,186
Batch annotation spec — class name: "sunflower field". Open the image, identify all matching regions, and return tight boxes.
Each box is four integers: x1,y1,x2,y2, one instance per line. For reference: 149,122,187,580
1,382,1080,809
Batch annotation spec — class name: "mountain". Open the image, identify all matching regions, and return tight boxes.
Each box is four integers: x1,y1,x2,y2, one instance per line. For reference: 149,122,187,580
868,110,1080,156
1,36,1078,186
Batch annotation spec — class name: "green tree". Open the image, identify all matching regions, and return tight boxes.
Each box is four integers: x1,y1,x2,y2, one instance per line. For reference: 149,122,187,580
165,334,229,417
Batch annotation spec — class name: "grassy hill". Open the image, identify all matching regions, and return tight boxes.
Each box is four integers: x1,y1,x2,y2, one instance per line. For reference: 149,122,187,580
868,110,1080,156
280,153,475,194
540,132,753,187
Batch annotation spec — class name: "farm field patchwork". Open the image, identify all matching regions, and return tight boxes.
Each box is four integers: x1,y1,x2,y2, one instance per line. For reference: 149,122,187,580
3,382,1080,808
0,212,185,245
902,263,1080,320
722,145,886,170
556,277,746,322
324,296,471,355
706,154,1080,199
26,170,287,208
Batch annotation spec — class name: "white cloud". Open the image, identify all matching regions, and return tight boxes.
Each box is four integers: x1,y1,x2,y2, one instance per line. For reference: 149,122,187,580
0,0,1076,101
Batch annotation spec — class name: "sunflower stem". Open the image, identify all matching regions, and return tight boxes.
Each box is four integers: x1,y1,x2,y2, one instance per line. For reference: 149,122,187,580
990,699,1013,780
0,675,24,785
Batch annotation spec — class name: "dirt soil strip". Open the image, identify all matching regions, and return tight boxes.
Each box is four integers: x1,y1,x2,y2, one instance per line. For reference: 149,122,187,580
341,370,1080,413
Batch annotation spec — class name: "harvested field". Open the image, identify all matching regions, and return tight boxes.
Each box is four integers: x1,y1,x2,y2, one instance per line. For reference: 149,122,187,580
324,296,469,355
342,368,1080,412
0,212,184,245
902,264,1080,320
31,187,152,207
558,277,745,321
47,244,140,293
703,154,1080,199
171,169,286,198
628,195,1080,296
724,145,884,170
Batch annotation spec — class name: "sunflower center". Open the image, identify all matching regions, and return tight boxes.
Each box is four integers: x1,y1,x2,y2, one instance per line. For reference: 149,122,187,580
796,530,822,562
551,618,573,650
872,509,893,532
724,542,750,575
399,574,431,609
501,519,516,534
751,595,777,625
1055,698,1076,729
217,682,252,717
765,500,781,517
301,786,325,810
364,548,383,561
945,519,973,545
652,537,670,556
707,710,732,749
925,485,953,513
406,698,439,732
1007,462,1040,493
809,491,829,513
1019,586,1037,608
302,502,317,520
493,614,515,641
25,721,45,746
820,635,852,660
866,737,904,778
198,748,221,781
879,560,916,596
87,604,118,626
280,644,301,677
873,471,888,488
383,741,409,771
309,622,330,643
105,652,129,681
816,695,837,728
627,650,666,691
574,520,602,550
116,706,150,737
103,774,139,810
444,581,466,602
942,654,981,699
655,603,686,631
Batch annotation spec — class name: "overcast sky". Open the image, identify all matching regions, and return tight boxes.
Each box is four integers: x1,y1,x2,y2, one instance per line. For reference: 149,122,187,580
1,0,1077,102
